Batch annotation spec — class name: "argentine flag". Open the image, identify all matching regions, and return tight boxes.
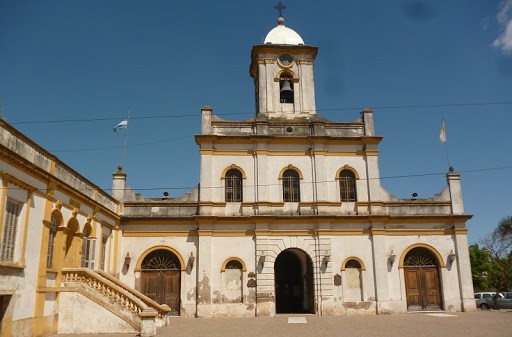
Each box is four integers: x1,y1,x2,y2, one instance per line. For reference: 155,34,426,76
113,120,128,132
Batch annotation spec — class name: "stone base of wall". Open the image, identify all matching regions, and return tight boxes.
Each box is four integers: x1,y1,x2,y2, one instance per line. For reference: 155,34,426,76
211,303,256,317
256,301,275,317
57,292,137,334
332,301,376,315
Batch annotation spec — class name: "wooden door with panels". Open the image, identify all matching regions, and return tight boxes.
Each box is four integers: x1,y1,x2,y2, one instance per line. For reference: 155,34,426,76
140,249,181,315
404,248,442,311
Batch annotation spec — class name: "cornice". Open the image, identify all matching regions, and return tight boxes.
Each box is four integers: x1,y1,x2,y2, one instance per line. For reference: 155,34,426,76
0,143,119,220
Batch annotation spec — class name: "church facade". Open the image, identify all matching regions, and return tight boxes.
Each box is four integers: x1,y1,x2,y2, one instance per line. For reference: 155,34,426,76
0,16,475,337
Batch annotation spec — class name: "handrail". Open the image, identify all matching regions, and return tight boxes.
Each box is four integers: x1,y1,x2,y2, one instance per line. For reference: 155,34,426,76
61,268,164,319
95,270,171,318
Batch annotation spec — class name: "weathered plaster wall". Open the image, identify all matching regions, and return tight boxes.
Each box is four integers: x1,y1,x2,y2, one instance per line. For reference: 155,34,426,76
57,292,137,334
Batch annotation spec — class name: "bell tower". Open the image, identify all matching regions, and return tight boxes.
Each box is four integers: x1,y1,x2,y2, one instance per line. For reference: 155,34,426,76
250,16,318,118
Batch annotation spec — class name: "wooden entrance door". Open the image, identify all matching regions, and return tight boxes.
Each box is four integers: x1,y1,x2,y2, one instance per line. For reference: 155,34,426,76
140,249,182,315
405,267,441,311
141,270,180,314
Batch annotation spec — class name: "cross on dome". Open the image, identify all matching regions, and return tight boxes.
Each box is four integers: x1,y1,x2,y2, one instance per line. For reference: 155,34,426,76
273,2,286,18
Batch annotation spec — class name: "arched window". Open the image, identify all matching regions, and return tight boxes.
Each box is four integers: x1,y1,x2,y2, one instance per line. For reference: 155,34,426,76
283,169,300,202
404,248,438,267
279,73,294,103
226,260,243,270
142,249,181,270
342,258,364,301
225,168,243,202
339,170,357,202
345,259,362,269
46,213,58,268
222,259,244,303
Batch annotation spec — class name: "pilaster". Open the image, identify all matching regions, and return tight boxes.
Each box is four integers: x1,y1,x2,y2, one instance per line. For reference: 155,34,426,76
196,229,213,317
447,173,464,214
453,231,476,311
370,225,392,314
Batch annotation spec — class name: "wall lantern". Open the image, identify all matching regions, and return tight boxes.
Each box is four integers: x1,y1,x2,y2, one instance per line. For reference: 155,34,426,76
388,250,396,266
258,255,266,269
124,253,132,267
448,249,457,263
322,251,331,267
188,252,195,269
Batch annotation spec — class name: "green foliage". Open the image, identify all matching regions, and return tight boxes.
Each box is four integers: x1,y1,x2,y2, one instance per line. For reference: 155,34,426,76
488,252,512,292
478,216,512,292
469,244,491,291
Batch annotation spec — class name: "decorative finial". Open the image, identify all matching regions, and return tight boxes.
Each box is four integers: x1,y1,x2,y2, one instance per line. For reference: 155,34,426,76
274,1,286,18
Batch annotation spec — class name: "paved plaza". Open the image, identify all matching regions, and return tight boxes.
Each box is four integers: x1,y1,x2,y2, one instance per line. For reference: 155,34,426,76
54,310,511,337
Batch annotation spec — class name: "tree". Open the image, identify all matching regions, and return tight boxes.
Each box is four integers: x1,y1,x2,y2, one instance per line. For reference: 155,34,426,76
468,244,491,291
480,216,512,301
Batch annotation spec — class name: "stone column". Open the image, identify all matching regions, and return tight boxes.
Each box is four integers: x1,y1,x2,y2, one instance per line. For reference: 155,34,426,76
199,148,213,215
201,106,212,134
256,144,270,214
453,229,477,311
299,61,316,115
196,229,213,317
112,169,126,215
315,231,334,315
447,173,464,214
139,309,158,337
257,61,267,114
361,108,375,136
370,225,392,314
255,231,275,316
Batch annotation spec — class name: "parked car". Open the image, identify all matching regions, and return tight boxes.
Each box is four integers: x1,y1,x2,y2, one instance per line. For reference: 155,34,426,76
474,292,503,310
490,292,512,310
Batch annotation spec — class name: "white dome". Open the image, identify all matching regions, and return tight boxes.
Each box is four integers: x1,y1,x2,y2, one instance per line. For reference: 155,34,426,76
263,17,304,45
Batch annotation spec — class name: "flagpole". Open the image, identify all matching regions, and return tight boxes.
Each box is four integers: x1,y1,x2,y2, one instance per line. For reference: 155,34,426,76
121,109,130,170
444,139,451,171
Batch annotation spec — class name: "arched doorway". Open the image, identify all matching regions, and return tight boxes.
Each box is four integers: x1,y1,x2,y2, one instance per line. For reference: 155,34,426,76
274,249,314,313
140,249,181,315
403,247,442,311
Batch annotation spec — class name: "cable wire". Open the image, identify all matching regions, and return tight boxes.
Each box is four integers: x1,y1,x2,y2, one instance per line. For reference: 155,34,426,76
3,164,512,193
9,100,512,125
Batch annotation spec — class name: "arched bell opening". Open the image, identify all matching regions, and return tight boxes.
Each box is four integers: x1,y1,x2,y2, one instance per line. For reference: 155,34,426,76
279,73,294,104
274,248,314,314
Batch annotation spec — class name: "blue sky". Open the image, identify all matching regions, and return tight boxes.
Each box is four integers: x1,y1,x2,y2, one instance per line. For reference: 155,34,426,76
1,0,511,244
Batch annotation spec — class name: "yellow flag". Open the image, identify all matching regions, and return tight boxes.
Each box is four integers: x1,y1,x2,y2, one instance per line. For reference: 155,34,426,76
439,120,447,143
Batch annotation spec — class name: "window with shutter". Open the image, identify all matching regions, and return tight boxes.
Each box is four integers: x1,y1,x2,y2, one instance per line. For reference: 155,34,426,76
0,198,23,262
81,227,96,269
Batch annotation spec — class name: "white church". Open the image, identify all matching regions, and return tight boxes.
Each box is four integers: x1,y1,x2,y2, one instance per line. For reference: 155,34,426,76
0,14,475,337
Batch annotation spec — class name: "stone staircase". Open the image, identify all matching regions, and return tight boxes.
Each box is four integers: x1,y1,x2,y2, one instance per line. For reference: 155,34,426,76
59,268,171,336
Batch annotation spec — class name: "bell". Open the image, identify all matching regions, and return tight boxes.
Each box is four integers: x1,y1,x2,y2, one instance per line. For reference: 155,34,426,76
280,80,293,92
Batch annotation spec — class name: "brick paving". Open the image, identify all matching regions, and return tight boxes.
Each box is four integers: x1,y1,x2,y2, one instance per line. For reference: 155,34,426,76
54,310,511,337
